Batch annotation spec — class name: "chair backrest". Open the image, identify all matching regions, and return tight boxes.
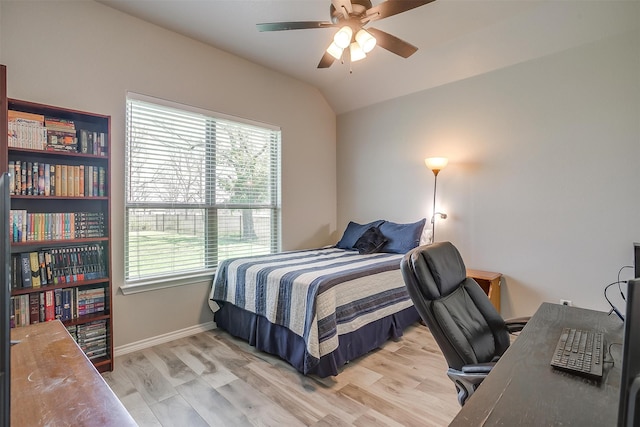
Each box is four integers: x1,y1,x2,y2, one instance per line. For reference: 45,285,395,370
401,241,511,370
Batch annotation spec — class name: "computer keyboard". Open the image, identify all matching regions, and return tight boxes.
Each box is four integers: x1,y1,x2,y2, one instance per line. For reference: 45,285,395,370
550,327,604,380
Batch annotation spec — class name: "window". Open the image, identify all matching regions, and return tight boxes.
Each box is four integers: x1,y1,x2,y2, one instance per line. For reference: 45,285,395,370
123,93,281,293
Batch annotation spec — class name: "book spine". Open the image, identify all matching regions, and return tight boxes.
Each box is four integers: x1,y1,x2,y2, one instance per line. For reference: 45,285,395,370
29,293,40,325
44,290,55,321
29,251,41,288
38,251,48,287
49,164,56,196
60,164,67,196
20,252,32,288
44,163,50,196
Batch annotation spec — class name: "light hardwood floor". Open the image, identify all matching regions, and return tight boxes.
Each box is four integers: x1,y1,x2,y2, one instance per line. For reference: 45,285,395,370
102,323,461,426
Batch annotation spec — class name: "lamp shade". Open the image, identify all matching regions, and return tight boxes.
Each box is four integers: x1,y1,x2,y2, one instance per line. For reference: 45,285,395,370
425,157,449,173
326,42,344,60
350,42,366,62
334,26,353,49
355,29,376,53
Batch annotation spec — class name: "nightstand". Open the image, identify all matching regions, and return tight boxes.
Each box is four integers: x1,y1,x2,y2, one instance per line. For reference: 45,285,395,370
466,269,502,313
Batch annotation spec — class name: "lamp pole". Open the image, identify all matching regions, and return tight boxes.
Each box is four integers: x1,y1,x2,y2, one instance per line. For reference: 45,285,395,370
424,157,448,244
431,169,439,244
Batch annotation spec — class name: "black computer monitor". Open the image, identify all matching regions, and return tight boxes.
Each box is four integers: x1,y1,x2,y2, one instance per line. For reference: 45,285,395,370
0,172,10,427
618,278,640,426
634,243,640,278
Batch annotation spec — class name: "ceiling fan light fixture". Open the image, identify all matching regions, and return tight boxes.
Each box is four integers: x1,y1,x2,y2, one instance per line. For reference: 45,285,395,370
350,42,366,62
326,42,344,60
356,29,376,53
333,26,353,49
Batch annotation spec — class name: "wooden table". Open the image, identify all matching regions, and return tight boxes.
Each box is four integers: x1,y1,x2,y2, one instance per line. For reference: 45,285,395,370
450,303,624,426
10,321,136,427
467,269,501,312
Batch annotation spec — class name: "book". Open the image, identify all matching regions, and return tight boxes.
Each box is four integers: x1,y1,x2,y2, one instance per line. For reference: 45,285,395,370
44,250,53,284
54,289,62,320
20,252,32,288
61,288,72,321
26,161,32,195
67,165,74,197
8,160,14,195
44,290,55,321
39,292,45,323
74,165,80,196
19,295,28,326
29,293,40,324
44,164,50,196
49,164,56,196
55,164,62,196
20,161,26,195
10,255,21,289
38,251,48,286
38,162,45,195
60,164,67,196
29,251,41,288
78,165,84,197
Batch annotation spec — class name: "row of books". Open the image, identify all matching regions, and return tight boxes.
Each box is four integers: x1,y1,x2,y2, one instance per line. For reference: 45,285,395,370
9,210,105,242
10,244,107,289
67,320,109,360
7,160,106,197
9,286,107,328
7,110,107,156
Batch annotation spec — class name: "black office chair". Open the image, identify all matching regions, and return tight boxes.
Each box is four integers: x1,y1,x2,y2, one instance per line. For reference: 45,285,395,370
400,241,528,406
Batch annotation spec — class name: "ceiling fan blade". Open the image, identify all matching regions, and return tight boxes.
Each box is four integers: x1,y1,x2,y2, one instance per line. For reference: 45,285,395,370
317,51,336,69
366,27,418,58
257,21,336,32
364,0,435,23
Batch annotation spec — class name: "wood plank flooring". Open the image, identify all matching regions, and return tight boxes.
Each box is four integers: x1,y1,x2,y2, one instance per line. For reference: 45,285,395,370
102,323,461,426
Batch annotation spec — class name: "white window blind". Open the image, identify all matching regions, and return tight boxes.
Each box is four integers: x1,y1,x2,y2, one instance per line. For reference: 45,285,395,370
124,94,281,290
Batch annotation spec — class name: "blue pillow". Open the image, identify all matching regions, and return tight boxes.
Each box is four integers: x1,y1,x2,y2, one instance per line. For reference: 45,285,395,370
336,220,385,250
379,218,426,254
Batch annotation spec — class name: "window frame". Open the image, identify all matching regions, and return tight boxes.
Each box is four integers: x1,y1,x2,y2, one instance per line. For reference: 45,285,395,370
121,93,281,295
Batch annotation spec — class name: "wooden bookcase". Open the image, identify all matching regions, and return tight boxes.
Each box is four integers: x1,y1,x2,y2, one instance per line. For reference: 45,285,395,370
1,77,113,372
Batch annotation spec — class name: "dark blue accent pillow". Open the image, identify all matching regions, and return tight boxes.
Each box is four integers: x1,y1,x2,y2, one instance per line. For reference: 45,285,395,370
379,218,426,254
354,226,388,255
336,220,385,250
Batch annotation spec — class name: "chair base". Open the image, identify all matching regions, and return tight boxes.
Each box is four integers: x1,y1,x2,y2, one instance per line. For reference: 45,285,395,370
447,368,487,406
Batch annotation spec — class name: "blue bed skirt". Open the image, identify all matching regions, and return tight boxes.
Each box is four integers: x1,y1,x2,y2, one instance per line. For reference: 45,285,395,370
213,302,421,377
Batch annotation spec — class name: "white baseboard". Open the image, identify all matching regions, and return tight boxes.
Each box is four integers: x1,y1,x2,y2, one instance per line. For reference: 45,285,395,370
114,321,216,357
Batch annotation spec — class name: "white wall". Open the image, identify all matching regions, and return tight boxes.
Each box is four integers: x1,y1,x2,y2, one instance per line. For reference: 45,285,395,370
0,1,337,347
337,27,640,318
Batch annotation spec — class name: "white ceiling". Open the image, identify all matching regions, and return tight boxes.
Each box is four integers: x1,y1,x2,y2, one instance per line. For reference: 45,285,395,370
97,0,638,114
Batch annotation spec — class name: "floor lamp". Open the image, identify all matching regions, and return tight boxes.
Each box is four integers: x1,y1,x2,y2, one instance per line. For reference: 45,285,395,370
424,157,448,244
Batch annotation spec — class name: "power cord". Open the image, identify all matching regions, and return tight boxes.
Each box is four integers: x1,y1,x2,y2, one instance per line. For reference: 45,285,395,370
604,342,623,366
617,265,634,301
604,280,626,321
604,265,633,321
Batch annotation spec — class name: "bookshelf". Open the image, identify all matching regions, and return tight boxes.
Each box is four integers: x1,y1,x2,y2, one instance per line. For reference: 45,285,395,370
1,83,113,372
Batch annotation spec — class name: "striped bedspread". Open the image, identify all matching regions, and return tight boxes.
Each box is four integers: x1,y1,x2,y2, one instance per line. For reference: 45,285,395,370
209,247,413,367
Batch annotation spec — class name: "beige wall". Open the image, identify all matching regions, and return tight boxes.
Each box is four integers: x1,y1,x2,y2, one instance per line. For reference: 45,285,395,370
337,26,640,318
0,1,337,347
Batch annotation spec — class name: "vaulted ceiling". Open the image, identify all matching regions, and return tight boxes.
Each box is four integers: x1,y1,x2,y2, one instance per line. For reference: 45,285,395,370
98,0,638,114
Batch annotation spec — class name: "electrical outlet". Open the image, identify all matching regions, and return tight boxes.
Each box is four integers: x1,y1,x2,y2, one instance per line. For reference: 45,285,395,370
560,299,573,306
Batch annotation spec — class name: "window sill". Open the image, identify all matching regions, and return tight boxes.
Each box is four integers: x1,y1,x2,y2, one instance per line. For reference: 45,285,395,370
121,270,215,295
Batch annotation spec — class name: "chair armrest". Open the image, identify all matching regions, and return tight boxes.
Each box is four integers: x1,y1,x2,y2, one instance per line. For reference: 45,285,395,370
505,316,530,333
461,362,496,374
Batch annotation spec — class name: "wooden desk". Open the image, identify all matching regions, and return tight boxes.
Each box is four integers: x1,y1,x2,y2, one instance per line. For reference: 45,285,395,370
10,321,136,427
467,269,501,313
450,303,624,426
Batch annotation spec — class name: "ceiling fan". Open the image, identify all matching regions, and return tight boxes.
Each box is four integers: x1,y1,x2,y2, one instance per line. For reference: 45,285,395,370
257,0,435,68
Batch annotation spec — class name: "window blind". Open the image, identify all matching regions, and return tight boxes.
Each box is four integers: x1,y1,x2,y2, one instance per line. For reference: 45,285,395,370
124,94,281,287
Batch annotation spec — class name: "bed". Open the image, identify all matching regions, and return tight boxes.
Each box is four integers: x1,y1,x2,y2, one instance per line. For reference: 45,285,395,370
208,219,425,377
